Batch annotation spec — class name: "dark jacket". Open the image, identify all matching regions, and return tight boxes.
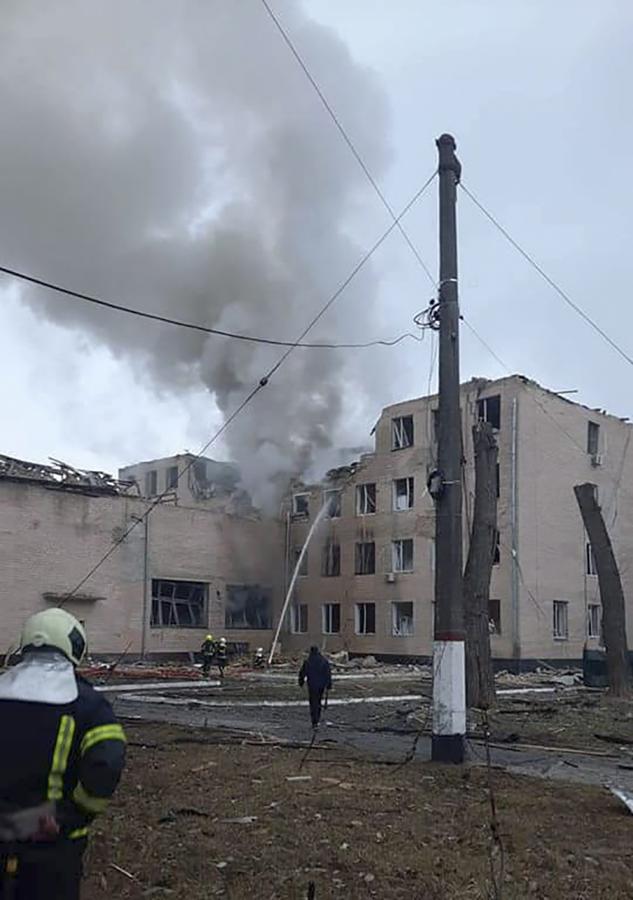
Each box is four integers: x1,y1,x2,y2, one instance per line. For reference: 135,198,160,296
0,668,126,843
299,651,332,692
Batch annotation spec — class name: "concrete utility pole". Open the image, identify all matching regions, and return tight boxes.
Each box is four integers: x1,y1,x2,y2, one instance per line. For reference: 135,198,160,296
431,134,466,763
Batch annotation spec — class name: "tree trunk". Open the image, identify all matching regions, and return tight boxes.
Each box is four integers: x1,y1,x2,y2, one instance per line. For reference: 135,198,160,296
573,483,631,696
464,421,498,709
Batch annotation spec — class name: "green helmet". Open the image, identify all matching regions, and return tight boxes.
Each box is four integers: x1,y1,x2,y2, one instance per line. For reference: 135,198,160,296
20,609,87,666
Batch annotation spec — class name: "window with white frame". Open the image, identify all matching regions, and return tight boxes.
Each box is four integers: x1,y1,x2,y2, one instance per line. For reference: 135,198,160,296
292,547,308,577
588,604,601,639
323,489,341,518
355,603,376,635
477,395,501,430
356,483,376,515
293,493,310,517
553,601,569,640
392,602,414,636
392,539,414,573
392,415,414,450
322,603,341,634
393,477,414,511
586,542,598,576
290,603,308,634
355,541,376,575
151,579,207,628
587,421,600,457
322,540,341,577
145,469,158,497
166,465,179,490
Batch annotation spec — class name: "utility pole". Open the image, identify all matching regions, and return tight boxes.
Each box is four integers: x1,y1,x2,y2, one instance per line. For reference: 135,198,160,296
431,133,466,763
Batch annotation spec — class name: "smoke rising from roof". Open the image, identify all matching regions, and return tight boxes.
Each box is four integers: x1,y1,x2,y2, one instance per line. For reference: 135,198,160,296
0,1,391,509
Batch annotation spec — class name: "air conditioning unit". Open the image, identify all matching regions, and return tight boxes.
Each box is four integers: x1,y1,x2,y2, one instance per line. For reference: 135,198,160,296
385,572,396,584
591,453,604,467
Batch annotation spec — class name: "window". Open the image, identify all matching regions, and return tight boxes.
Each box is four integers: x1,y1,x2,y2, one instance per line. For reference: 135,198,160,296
553,600,569,640
488,599,501,635
225,585,272,629
393,477,414,511
355,541,376,575
392,415,414,450
323,489,341,518
145,469,158,496
356,603,376,635
322,603,341,634
588,604,601,639
477,395,501,430
392,539,414,573
586,542,598,576
587,422,600,457
166,465,179,490
356,483,376,515
392,602,414,636
293,493,310,517
193,459,207,482
290,604,308,634
292,547,308,577
151,580,207,628
495,463,500,499
322,540,341,577
493,530,500,565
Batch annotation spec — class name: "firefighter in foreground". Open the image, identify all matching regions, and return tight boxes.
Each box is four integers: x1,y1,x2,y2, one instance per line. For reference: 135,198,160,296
298,646,332,730
200,633,215,677
0,608,126,899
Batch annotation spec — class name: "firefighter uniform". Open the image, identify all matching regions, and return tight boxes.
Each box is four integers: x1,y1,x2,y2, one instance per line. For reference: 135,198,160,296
0,608,126,900
200,634,215,677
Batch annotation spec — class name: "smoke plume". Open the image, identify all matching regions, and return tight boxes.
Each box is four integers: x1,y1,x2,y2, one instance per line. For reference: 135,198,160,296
0,1,391,509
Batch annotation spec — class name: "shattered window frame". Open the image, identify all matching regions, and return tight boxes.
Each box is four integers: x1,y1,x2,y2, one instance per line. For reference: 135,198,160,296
355,483,376,516
293,493,310,517
323,489,342,518
145,469,158,497
166,465,179,490
322,540,341,577
355,602,376,635
392,539,414,573
150,579,208,629
392,415,414,450
587,603,601,639
355,541,376,575
290,603,308,634
322,603,341,634
225,584,273,630
392,602,414,637
393,476,414,511
477,395,501,430
553,600,569,640
587,421,600,457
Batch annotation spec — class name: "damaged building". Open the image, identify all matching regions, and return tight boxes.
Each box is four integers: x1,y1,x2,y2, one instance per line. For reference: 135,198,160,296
0,454,282,658
281,376,633,668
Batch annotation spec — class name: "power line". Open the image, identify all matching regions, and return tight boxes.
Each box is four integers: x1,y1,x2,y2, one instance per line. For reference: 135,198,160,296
460,183,633,370
61,172,437,603
0,264,421,351
258,0,437,288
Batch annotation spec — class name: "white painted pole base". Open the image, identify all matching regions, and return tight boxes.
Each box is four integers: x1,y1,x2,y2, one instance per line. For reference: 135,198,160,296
431,639,466,763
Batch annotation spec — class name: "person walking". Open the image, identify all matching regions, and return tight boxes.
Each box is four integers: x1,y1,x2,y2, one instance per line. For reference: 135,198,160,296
0,608,126,899
214,637,228,679
200,634,215,678
298,646,332,730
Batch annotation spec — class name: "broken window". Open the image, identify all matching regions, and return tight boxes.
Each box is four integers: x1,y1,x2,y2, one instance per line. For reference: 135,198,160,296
355,541,376,575
392,415,414,450
293,493,310,517
477,395,501,430
586,542,598,576
392,539,414,573
323,489,342,518
290,604,308,634
292,547,308,577
588,604,601,639
553,600,568,640
322,540,341,577
493,529,500,565
587,421,600,457
393,477,414,511
225,585,272,629
356,483,376,515
322,603,341,634
356,603,376,635
488,598,501,635
145,469,158,497
166,465,179,490
150,579,207,628
392,602,414,636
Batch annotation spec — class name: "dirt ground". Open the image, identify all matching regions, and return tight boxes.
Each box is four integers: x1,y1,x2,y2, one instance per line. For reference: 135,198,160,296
82,721,633,900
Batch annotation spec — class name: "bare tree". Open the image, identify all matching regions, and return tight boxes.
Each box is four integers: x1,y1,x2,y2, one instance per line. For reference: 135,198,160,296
574,483,631,696
464,421,498,708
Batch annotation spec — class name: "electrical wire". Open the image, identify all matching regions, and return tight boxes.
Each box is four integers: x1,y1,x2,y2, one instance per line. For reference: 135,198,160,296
460,183,633,370
59,172,437,604
258,0,437,289
0,264,422,351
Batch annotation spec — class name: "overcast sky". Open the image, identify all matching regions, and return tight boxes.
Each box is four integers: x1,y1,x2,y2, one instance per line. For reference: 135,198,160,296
2,0,632,485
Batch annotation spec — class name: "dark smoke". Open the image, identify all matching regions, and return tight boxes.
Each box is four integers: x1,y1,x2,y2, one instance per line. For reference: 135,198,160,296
0,1,391,508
